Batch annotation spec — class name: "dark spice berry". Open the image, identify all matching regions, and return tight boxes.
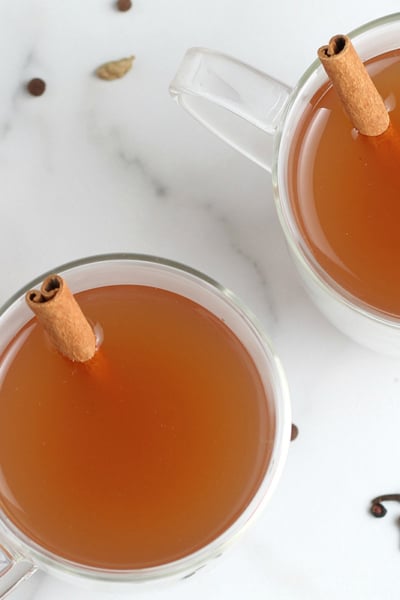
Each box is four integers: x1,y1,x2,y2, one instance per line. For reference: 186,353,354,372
116,0,132,11
27,78,46,97
290,423,299,441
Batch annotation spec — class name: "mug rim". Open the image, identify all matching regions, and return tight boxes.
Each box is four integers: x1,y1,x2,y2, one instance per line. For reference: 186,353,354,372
272,11,400,329
0,252,291,584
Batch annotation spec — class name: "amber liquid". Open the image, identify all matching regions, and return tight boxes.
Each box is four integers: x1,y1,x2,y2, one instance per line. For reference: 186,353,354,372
289,49,400,316
0,285,273,569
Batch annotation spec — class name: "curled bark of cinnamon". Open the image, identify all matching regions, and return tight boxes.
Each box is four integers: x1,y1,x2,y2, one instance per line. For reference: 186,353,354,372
26,275,96,362
318,35,389,136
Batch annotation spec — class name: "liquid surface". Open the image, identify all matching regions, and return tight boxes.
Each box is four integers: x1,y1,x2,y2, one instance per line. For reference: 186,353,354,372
0,285,273,569
289,49,400,316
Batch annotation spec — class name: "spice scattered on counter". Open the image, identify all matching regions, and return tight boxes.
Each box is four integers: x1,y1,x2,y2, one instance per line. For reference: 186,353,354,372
116,0,132,11
370,494,400,520
290,423,299,441
370,502,387,518
95,56,135,81
27,78,46,96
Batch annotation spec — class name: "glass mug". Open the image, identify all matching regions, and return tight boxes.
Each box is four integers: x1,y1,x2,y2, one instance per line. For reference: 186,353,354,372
170,12,400,356
0,254,290,596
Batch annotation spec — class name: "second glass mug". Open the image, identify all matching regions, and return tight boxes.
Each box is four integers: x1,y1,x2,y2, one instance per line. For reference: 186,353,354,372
0,254,290,596
170,12,400,357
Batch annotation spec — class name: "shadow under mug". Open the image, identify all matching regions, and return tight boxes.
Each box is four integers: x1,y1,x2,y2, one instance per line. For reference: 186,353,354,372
170,12,400,357
0,254,290,596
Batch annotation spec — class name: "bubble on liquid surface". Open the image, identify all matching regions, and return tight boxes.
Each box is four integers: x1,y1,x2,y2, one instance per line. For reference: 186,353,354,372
92,321,104,349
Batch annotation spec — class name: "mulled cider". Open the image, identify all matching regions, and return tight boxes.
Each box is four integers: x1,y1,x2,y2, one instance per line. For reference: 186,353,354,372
289,49,400,316
0,267,279,570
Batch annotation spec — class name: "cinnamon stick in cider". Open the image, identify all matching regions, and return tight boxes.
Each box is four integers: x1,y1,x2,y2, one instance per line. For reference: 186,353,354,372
318,35,389,136
26,275,96,362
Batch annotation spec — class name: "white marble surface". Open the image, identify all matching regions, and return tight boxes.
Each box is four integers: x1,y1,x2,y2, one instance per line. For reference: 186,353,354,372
2,1,400,598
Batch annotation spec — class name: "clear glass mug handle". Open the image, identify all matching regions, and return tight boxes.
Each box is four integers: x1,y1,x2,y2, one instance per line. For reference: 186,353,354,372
169,47,292,172
0,541,36,599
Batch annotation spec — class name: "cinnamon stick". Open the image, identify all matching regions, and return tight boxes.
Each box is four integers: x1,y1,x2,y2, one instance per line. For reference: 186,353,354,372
26,275,96,362
318,35,389,136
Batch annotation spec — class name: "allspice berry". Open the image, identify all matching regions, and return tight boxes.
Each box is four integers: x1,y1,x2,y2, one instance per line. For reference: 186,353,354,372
27,78,46,97
290,423,299,441
116,0,132,11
